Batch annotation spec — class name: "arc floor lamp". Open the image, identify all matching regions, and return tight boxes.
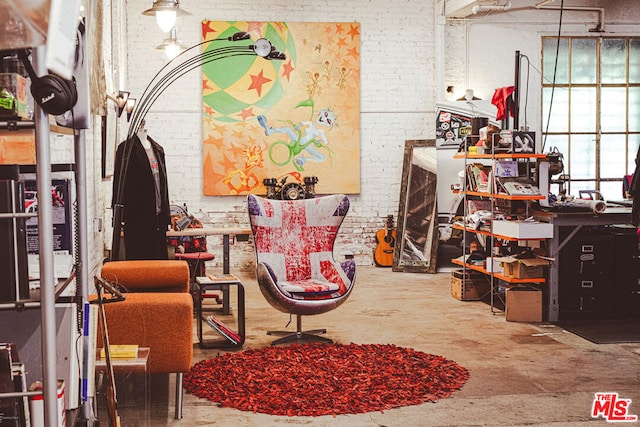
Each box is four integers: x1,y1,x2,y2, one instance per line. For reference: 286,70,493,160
110,32,285,260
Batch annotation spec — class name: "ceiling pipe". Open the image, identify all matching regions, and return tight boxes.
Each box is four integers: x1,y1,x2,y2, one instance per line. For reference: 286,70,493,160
472,1,512,14
535,4,605,32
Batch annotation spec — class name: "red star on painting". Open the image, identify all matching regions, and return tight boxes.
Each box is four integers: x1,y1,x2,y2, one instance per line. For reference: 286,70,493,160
248,69,272,97
238,107,256,121
347,24,360,40
203,105,216,116
202,22,218,40
337,37,348,50
335,24,344,35
203,79,214,91
281,60,295,82
247,22,263,35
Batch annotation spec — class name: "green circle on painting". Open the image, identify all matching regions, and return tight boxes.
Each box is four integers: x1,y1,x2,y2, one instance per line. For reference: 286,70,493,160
202,23,296,123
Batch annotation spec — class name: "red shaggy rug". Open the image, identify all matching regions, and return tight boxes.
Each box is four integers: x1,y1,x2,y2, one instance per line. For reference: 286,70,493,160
183,342,469,417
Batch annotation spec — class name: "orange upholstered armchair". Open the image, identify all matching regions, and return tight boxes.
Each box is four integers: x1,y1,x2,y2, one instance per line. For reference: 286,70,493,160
98,260,193,419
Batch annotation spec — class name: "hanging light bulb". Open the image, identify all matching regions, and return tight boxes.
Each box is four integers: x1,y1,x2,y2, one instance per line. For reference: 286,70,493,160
155,10,176,32
164,43,181,60
156,27,188,59
142,1,191,33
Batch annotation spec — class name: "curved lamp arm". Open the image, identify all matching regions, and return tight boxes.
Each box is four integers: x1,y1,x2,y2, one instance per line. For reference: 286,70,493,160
110,33,286,260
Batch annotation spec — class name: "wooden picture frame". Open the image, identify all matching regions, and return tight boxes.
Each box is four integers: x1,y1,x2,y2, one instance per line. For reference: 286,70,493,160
393,139,439,273
101,108,117,179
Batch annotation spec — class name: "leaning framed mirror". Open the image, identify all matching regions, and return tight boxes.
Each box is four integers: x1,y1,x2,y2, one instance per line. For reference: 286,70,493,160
392,139,438,273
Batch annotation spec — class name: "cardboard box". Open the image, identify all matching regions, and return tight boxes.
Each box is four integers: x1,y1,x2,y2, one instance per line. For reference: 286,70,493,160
451,269,490,301
485,256,504,274
492,220,553,239
0,129,36,165
499,256,548,279
506,286,542,322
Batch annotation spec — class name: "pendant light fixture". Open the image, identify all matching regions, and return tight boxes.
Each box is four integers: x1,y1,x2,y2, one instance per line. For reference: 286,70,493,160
156,27,188,59
142,0,191,33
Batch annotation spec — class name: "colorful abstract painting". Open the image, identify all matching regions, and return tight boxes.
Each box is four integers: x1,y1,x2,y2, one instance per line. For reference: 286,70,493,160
202,21,361,196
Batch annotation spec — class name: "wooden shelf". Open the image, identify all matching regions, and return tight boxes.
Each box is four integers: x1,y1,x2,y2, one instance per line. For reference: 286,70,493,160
459,190,545,201
451,259,546,284
0,120,76,135
454,153,547,160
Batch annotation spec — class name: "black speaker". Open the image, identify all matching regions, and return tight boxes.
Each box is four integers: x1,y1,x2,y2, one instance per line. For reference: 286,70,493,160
16,50,77,116
0,180,29,302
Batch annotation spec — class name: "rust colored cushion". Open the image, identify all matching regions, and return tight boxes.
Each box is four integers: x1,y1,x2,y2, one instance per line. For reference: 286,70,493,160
100,260,189,293
97,292,193,373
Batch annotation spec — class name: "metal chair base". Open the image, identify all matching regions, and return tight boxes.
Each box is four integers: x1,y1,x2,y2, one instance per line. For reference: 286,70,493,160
267,315,332,345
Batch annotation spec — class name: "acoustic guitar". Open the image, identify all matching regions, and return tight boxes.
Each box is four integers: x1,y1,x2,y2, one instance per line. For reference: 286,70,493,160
374,215,396,267
93,277,124,427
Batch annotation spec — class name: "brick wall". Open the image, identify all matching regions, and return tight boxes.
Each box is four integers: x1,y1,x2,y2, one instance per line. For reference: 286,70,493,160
121,0,439,269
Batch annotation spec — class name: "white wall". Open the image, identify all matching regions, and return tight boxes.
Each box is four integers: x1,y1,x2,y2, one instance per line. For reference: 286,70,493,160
443,0,640,141
108,0,640,270
122,0,438,268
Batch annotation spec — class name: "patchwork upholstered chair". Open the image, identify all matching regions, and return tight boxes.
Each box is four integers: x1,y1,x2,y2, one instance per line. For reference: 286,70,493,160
248,194,356,345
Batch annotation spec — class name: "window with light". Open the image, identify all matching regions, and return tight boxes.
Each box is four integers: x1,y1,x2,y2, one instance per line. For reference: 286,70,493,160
542,36,640,201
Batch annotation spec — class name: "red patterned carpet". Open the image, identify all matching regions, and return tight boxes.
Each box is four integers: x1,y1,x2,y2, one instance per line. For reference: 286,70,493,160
183,342,469,416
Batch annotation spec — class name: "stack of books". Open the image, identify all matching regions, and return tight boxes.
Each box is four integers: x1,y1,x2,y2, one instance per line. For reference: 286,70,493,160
205,316,242,345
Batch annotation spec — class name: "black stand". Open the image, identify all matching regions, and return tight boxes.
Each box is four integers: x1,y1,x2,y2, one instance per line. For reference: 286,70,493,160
195,276,245,348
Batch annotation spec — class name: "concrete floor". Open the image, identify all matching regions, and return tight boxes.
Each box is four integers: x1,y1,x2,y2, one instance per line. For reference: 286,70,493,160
109,266,640,426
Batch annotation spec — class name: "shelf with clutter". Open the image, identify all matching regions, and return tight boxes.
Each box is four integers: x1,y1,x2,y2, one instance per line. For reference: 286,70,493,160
450,122,554,322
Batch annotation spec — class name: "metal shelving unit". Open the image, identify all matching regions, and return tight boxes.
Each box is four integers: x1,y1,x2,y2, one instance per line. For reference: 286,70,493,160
452,145,548,314
0,46,91,426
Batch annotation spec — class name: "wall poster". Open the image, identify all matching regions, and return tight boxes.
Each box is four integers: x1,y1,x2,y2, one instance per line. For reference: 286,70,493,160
201,21,361,196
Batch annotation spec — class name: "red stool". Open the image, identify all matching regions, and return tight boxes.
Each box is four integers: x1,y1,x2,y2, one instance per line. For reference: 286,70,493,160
174,251,226,312
174,251,215,281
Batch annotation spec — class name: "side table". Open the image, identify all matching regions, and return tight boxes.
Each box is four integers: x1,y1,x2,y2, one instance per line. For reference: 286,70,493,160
95,347,150,421
196,275,245,348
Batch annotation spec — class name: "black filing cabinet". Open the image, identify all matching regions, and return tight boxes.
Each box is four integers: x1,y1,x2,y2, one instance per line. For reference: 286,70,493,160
559,228,616,320
611,225,640,318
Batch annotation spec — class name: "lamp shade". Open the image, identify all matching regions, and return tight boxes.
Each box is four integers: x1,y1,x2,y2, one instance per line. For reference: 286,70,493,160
156,28,188,59
142,1,191,32
155,10,176,33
